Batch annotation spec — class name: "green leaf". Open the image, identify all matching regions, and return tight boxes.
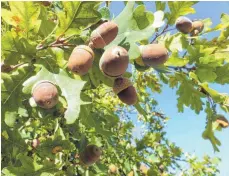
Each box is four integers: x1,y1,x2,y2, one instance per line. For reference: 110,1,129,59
199,55,223,67
81,112,114,137
215,63,229,84
1,129,28,167
22,65,86,124
202,18,213,33
2,154,59,176
166,1,197,25
202,103,221,152
165,33,189,52
195,67,217,82
4,111,18,127
56,2,101,36
89,50,113,87
99,7,111,20
201,83,226,103
187,45,216,64
36,136,75,159
172,73,205,113
133,5,154,30
165,51,189,67
2,66,32,127
134,103,147,118
220,13,229,25
155,1,166,11
1,32,37,65
38,6,56,37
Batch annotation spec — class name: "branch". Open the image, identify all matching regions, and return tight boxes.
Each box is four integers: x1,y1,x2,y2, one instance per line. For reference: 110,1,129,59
1,62,28,73
151,24,169,43
152,111,166,119
36,36,76,51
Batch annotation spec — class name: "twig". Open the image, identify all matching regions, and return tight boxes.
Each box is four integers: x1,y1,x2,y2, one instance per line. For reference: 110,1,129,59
151,24,169,43
1,62,27,73
36,36,76,51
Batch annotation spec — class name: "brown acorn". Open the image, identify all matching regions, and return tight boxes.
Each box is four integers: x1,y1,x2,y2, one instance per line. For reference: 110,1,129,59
89,21,118,49
67,45,94,75
127,171,134,176
52,146,63,154
140,164,149,175
216,115,229,128
99,46,129,77
39,1,51,6
175,16,193,34
138,44,168,67
113,77,137,105
109,164,118,174
32,81,59,109
79,144,102,166
190,20,204,36
32,139,40,149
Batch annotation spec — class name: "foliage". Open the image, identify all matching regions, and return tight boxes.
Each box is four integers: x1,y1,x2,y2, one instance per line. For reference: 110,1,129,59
1,1,228,176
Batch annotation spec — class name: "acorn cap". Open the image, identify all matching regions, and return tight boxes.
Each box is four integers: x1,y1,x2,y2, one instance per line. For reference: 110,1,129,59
32,80,56,94
52,146,63,154
191,20,204,32
90,21,118,49
75,45,94,59
135,45,145,66
113,77,132,94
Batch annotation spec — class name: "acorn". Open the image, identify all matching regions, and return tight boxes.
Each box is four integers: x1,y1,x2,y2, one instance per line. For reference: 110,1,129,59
190,20,204,36
138,44,169,67
39,1,51,6
99,46,129,77
89,21,118,49
32,139,40,149
32,81,59,109
79,144,102,166
113,77,137,105
67,45,94,75
140,164,149,175
127,171,134,176
224,97,229,107
52,146,63,154
216,115,229,128
175,16,193,34
109,164,118,174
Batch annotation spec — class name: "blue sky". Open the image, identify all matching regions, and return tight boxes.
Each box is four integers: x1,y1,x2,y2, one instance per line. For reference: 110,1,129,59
108,1,229,175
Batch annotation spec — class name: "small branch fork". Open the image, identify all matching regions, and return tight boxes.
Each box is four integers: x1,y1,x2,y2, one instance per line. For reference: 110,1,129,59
151,24,176,43
36,35,76,51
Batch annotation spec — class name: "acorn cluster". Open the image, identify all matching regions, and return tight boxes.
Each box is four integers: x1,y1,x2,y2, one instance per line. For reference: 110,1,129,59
66,21,170,105
31,21,171,106
175,16,204,36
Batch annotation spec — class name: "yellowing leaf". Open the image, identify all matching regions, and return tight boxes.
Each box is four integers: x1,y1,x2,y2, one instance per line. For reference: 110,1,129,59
7,2,41,35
